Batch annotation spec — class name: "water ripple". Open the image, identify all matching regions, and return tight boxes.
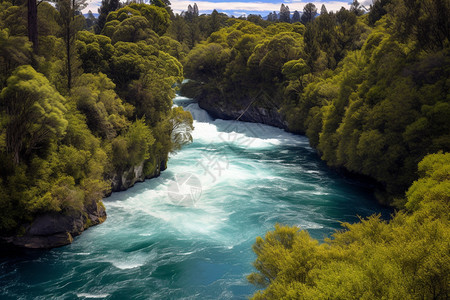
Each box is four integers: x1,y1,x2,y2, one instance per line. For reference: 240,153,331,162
0,100,391,299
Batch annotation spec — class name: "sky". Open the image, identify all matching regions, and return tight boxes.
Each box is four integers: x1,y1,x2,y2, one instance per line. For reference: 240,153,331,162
82,0,371,18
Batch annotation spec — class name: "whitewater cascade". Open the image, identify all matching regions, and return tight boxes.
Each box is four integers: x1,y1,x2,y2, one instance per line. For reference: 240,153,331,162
0,95,389,299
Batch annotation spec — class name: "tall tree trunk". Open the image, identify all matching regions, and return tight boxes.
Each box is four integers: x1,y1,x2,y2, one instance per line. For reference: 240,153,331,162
27,0,38,52
66,0,76,91
66,26,71,91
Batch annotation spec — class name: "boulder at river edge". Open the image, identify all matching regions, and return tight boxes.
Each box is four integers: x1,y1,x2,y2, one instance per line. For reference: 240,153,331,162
3,199,106,249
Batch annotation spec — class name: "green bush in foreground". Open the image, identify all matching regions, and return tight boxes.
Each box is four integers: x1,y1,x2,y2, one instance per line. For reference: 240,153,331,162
249,153,450,299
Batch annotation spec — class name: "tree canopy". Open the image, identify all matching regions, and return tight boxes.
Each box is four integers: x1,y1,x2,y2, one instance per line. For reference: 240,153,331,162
0,0,193,235
248,152,449,299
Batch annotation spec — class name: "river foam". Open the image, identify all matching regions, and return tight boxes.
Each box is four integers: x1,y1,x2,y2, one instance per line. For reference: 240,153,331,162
0,95,390,299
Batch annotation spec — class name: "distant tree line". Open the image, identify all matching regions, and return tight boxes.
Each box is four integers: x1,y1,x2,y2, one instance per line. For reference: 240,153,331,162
172,1,450,298
181,0,449,202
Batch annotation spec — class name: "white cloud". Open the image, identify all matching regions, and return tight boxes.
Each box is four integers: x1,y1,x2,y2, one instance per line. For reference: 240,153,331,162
232,11,250,16
84,0,101,13
170,1,350,14
360,0,373,6
82,0,350,16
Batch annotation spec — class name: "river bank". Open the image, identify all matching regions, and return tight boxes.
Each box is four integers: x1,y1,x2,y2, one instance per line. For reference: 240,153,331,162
0,95,391,299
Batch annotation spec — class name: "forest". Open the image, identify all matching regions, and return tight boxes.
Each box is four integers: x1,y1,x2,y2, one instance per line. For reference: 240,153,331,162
0,0,193,239
0,0,449,298
182,0,449,203
178,0,449,298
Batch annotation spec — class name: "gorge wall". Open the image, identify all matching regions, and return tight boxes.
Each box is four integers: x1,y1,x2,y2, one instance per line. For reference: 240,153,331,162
2,158,166,250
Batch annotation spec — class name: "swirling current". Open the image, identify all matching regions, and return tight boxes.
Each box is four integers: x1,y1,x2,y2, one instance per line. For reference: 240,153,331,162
0,96,390,299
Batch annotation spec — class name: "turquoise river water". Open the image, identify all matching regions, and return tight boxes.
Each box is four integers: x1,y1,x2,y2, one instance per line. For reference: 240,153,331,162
0,96,390,299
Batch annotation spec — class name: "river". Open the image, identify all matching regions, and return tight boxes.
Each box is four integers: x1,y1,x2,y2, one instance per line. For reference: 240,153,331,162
0,96,390,299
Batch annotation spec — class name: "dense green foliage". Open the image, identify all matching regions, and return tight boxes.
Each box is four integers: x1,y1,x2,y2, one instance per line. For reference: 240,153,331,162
175,4,449,298
166,8,228,50
1,1,449,298
183,0,449,202
248,152,449,299
183,20,307,109
0,0,193,234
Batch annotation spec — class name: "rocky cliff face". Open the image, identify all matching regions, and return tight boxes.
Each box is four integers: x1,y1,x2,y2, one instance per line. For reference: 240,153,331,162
2,158,167,249
3,199,106,249
109,159,166,192
197,94,288,130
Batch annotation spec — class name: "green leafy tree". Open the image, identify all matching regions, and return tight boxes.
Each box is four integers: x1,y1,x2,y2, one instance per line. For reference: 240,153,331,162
248,32,304,84
208,9,227,36
0,29,32,89
350,0,365,16
76,31,115,74
72,73,132,139
246,14,266,26
0,2,27,37
249,153,450,298
0,0,192,240
301,3,317,24
0,65,68,164
108,41,156,89
158,36,187,60
57,0,87,91
392,0,450,51
405,152,450,213
166,14,188,44
111,16,158,44
38,2,62,37
104,3,171,36
127,66,181,125
95,0,121,34
85,10,96,30
368,0,391,25
279,4,290,23
184,42,231,82
111,119,155,171
292,10,300,23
